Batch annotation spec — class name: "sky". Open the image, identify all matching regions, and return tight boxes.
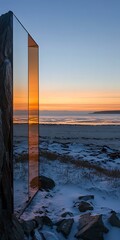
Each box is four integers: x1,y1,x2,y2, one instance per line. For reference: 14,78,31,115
0,0,120,111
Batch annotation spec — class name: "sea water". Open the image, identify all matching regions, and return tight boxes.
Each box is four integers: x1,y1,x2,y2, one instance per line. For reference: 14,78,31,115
14,110,120,125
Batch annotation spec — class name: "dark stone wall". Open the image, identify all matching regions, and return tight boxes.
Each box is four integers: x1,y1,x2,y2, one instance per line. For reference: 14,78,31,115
0,10,13,217
0,11,24,240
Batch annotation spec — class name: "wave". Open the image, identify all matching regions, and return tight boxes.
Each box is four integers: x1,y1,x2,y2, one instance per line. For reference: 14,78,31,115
13,111,120,125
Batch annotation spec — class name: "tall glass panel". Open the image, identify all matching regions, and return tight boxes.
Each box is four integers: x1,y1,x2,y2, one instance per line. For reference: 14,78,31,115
13,16,28,212
28,35,39,199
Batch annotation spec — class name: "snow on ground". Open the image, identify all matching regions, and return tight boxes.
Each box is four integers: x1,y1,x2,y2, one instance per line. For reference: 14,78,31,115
21,156,120,239
13,124,120,239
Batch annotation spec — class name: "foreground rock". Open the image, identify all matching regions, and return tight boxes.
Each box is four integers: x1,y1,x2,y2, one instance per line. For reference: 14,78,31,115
40,231,59,240
78,201,93,212
78,195,94,201
41,216,53,227
56,218,74,237
75,213,109,240
108,212,120,227
61,211,73,218
30,175,55,191
109,152,120,159
21,219,36,236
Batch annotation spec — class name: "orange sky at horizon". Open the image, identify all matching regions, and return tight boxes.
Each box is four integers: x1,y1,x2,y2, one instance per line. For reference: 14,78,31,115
39,89,120,111
14,89,120,111
14,75,120,112
39,103,120,111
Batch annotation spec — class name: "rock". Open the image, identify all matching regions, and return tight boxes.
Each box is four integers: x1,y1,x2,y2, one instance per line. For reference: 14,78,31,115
55,218,65,226
109,152,120,160
34,216,43,229
21,219,36,236
57,218,74,237
78,201,93,212
31,230,35,237
79,195,94,201
108,212,120,227
32,236,39,240
0,11,15,240
101,146,108,153
30,175,55,191
35,210,44,215
78,213,92,230
0,109,4,172
33,230,44,240
41,231,59,240
10,216,25,240
75,213,109,240
42,216,53,227
61,211,73,217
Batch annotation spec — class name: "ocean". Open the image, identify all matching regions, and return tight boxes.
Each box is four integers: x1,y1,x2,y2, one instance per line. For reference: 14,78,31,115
13,110,120,125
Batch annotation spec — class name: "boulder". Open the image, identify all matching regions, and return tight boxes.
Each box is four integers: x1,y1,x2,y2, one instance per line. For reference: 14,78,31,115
34,216,43,229
61,211,73,217
42,216,53,227
78,201,93,212
79,195,94,201
57,218,74,237
101,146,108,153
108,212,120,228
9,216,25,240
21,219,36,236
32,230,43,240
40,231,59,240
109,152,120,159
30,175,55,191
75,213,109,240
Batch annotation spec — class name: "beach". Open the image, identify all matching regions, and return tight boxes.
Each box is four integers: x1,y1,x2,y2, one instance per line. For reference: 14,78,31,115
40,124,120,149
13,124,120,240
14,123,120,147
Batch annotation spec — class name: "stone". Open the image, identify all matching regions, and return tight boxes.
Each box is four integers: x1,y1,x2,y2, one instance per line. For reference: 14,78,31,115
101,146,108,153
0,11,23,240
9,216,25,240
78,213,93,230
109,152,120,159
32,229,46,240
32,236,39,240
0,109,4,172
57,218,74,237
41,216,53,227
75,213,109,240
78,201,93,212
21,219,36,236
40,231,59,240
108,212,120,228
30,175,55,191
0,215,25,240
34,216,43,229
78,195,94,201
61,211,73,217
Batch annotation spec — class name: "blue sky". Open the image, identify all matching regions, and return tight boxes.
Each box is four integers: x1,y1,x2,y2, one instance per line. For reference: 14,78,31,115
1,0,120,110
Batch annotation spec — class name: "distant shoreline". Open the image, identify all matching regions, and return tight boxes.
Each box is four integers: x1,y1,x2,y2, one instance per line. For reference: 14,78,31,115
92,110,120,114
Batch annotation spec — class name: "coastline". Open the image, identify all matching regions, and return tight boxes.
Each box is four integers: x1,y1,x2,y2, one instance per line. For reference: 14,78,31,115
92,110,120,114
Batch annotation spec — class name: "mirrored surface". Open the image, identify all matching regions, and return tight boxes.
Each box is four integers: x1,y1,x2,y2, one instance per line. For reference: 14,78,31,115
28,35,39,199
13,16,29,212
13,16,39,213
